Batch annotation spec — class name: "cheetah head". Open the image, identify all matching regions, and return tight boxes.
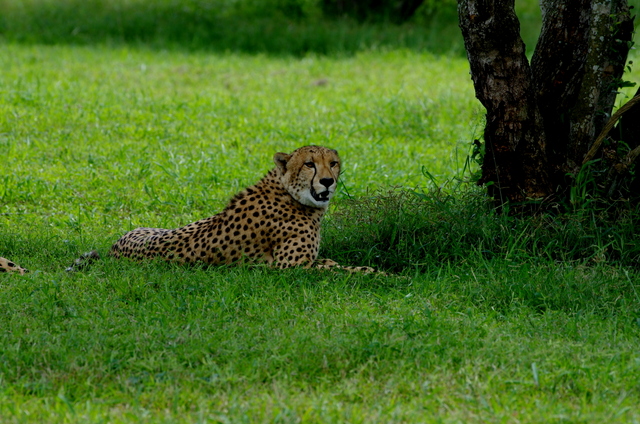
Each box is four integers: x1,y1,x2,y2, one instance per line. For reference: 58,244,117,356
274,145,341,208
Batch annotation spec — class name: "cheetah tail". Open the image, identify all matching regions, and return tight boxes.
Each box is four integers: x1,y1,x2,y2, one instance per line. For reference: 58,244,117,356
0,257,29,275
66,250,101,272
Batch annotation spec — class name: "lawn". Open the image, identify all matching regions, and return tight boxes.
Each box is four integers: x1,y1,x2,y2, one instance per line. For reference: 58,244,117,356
1,44,478,249
2,5,640,423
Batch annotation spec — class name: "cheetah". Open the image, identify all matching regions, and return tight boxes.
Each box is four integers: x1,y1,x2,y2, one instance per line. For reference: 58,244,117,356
1,146,375,275
1,146,374,274
107,145,374,272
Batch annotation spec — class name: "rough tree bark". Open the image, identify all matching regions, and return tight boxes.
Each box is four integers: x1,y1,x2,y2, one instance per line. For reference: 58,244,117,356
457,0,550,203
458,0,634,207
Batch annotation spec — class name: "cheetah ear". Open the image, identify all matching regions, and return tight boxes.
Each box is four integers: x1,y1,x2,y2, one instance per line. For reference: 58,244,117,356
273,152,290,174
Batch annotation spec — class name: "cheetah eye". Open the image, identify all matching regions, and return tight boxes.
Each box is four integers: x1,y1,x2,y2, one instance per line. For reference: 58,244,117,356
304,162,315,168
330,161,339,168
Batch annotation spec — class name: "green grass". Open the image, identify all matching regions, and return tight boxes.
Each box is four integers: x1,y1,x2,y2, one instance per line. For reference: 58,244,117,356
0,43,479,253
2,262,640,422
1,0,639,58
0,0,467,56
3,4,640,422
2,256,640,420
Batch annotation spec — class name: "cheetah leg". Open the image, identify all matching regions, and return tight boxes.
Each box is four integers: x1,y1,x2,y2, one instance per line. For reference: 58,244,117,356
0,257,28,275
313,258,377,274
273,237,378,273
271,236,318,269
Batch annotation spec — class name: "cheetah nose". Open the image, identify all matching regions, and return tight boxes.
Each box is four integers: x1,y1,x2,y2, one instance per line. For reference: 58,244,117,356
319,178,334,188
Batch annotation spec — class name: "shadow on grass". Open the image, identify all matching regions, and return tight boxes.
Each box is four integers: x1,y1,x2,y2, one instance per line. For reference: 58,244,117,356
0,0,465,56
323,188,640,271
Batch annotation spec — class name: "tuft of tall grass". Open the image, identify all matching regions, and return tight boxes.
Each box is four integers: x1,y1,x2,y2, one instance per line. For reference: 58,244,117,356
323,184,640,271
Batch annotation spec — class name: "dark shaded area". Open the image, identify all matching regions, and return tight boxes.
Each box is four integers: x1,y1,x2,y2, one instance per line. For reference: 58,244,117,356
323,188,640,272
603,86,640,200
0,0,465,56
617,87,640,146
321,0,425,23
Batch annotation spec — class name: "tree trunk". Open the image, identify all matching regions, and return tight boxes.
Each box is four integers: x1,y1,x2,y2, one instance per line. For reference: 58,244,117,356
458,0,550,204
457,0,634,207
533,0,633,184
